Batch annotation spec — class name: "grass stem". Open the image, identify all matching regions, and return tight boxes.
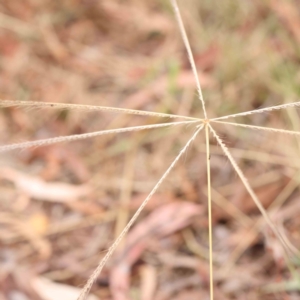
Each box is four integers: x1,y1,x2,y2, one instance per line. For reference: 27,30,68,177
205,124,214,300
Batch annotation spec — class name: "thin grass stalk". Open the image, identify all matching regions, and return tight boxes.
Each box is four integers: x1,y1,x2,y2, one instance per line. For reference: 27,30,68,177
212,101,300,121
171,0,207,119
212,120,300,136
205,124,214,300
0,120,199,153
0,99,199,120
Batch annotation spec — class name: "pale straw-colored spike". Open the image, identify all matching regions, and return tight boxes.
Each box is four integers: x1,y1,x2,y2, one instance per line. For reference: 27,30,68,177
0,120,199,153
171,0,207,119
0,100,199,121
212,120,300,136
212,101,300,121
77,125,204,300
205,124,213,299
208,124,292,255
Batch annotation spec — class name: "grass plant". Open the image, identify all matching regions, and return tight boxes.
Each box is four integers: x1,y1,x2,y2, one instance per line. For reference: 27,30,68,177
1,0,300,299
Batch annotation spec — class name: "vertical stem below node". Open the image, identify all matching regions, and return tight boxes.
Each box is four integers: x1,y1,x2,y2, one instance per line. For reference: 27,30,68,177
205,124,214,300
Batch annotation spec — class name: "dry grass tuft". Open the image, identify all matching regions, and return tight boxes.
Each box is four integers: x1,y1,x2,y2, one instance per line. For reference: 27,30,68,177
1,0,300,299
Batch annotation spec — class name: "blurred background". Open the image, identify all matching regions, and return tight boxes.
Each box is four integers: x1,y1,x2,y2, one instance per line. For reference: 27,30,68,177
0,0,300,299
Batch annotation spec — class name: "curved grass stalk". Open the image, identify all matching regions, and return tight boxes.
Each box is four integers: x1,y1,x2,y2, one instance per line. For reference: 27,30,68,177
212,101,300,121
171,0,207,119
208,124,293,256
212,120,300,136
0,100,199,121
77,125,204,300
0,120,199,153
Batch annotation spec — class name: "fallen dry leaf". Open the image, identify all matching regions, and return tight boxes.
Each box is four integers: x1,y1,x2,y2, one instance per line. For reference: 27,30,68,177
231,177,287,214
31,277,98,300
0,167,91,202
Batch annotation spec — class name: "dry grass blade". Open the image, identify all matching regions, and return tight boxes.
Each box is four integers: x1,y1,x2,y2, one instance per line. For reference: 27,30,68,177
77,125,203,300
208,124,295,256
0,121,198,153
212,120,300,136
171,0,207,119
212,101,300,121
0,100,198,120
